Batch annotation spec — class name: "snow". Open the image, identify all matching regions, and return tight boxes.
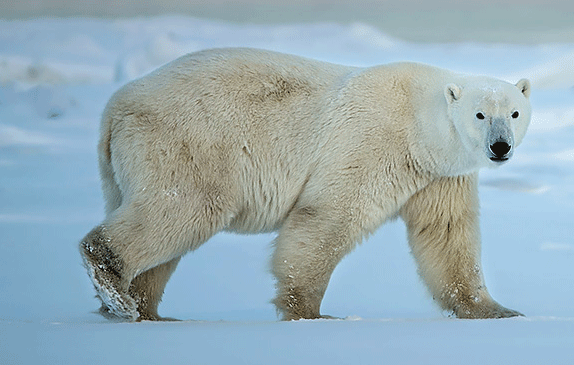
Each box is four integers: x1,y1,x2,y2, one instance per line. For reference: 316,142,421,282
1,15,574,365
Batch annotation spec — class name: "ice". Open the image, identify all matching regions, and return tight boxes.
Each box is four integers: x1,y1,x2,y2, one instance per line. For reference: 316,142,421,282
540,242,574,252
515,50,574,89
0,124,57,147
1,15,574,365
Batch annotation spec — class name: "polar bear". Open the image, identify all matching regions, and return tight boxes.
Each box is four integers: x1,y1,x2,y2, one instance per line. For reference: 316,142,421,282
80,48,531,321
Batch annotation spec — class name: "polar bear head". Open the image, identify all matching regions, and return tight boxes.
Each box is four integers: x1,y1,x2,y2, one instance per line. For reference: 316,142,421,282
444,78,531,170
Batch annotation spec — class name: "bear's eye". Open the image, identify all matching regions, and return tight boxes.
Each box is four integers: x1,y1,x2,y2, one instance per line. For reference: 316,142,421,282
476,112,485,120
512,111,520,119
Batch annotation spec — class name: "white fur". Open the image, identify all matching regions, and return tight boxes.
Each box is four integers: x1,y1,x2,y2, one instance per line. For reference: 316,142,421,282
79,48,531,320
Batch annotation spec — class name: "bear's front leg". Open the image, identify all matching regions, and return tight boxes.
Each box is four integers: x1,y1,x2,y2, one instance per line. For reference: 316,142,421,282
400,173,523,319
271,206,357,320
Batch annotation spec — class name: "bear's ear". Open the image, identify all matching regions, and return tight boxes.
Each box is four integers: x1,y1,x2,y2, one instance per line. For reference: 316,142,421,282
515,78,531,98
444,84,462,104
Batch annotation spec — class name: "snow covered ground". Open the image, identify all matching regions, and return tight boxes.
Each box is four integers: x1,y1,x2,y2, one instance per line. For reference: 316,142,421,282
1,16,574,364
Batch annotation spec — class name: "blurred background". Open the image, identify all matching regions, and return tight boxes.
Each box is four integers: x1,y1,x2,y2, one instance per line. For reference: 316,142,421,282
2,0,574,43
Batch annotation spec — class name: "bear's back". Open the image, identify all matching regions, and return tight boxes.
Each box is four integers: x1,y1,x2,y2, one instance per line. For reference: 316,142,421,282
121,48,350,107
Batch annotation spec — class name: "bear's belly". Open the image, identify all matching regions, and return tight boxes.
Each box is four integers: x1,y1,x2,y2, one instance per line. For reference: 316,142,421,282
225,206,289,234
224,173,307,234
225,188,299,234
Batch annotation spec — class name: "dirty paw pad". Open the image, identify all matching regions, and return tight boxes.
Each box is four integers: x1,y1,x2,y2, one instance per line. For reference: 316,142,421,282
80,227,137,321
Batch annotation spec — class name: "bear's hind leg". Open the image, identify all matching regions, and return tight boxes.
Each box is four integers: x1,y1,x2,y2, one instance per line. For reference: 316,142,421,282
128,257,181,321
80,224,138,321
81,193,231,321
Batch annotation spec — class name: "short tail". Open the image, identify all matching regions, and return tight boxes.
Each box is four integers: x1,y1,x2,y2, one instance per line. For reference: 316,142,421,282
98,107,123,215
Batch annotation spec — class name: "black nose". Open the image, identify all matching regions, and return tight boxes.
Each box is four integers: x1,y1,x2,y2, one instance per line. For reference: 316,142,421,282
489,141,511,159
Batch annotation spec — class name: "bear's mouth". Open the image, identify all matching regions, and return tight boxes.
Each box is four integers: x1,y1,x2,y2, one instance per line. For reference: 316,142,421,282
489,156,510,163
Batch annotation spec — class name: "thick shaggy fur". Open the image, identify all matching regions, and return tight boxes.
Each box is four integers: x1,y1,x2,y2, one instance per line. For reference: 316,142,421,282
80,48,531,321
